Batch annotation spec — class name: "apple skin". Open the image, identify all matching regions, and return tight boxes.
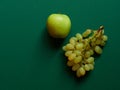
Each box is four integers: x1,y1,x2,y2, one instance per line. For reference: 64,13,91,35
47,13,71,38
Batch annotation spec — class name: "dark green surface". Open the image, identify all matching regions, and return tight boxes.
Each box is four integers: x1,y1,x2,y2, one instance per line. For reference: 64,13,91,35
0,0,120,90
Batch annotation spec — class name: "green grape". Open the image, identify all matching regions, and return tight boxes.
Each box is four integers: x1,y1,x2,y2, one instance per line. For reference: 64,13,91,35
91,42,96,47
95,39,101,45
69,38,76,45
91,38,96,42
74,50,82,56
65,51,73,57
82,29,92,37
84,64,90,71
102,35,108,41
88,36,92,40
102,29,104,34
76,33,83,41
62,26,108,78
93,30,97,35
71,37,77,41
100,40,106,46
83,40,88,49
62,46,67,51
85,44,91,51
86,57,94,64
76,67,86,77
76,68,81,77
84,38,90,43
74,56,82,64
68,53,76,61
66,43,74,50
79,67,86,76
94,46,102,54
88,64,94,70
72,64,80,71
76,43,84,50
67,61,75,67
85,51,91,58
89,49,94,55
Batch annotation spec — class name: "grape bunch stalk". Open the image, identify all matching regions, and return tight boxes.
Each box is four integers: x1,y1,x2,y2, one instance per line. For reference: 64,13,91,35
62,26,108,77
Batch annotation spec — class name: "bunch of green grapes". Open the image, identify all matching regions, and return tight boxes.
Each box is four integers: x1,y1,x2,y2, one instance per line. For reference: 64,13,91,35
62,26,108,77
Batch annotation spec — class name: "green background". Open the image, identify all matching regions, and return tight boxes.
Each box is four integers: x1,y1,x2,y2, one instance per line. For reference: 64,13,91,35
0,0,120,90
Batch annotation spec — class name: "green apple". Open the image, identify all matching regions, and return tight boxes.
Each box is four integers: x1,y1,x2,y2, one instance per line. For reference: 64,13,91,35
47,13,71,38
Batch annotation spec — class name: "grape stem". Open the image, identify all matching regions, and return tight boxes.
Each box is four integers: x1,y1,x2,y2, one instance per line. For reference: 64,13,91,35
89,26,104,47
98,26,104,32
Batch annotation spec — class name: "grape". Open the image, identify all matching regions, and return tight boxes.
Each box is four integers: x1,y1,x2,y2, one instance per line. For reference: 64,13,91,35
85,51,91,58
89,49,94,55
86,57,94,64
74,56,82,64
96,39,101,45
76,67,86,77
68,53,76,61
67,61,75,67
79,67,86,76
94,46,102,54
102,35,108,41
93,30,97,35
76,68,81,77
62,46,67,51
102,29,104,34
82,29,92,37
83,39,90,48
74,50,82,56
76,33,83,41
65,51,73,57
75,43,84,50
84,64,90,71
69,38,76,45
88,64,94,70
91,38,96,42
70,37,77,41
62,25,108,78
100,40,106,46
72,64,80,71
86,45,91,50
66,43,74,50
91,42,96,47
